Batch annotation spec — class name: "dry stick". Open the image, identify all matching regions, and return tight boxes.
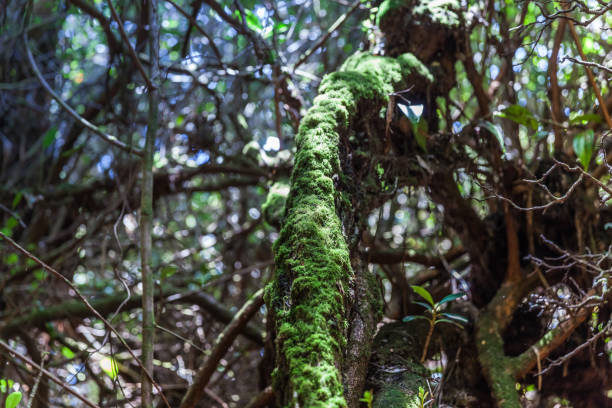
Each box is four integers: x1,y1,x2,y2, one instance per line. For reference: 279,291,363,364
0,232,171,408
0,341,100,408
291,0,362,71
563,56,612,75
179,288,265,408
26,354,45,408
140,0,160,406
22,33,142,157
106,0,155,90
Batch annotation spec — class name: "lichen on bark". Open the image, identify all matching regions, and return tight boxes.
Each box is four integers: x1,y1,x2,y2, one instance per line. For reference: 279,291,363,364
266,52,427,407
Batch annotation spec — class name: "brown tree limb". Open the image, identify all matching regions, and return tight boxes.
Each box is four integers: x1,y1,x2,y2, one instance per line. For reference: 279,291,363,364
365,245,465,267
549,17,567,152
243,386,275,408
179,288,265,408
0,287,265,345
511,303,591,378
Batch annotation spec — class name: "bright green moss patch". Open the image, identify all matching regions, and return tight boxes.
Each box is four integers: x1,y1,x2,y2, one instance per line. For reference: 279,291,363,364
376,0,460,27
267,52,424,407
476,310,522,408
262,181,290,229
375,0,404,27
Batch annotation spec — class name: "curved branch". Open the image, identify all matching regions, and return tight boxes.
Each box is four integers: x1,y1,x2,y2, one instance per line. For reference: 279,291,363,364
23,32,142,156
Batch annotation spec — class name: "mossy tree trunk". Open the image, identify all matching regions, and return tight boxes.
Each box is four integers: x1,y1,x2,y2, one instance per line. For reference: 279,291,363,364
265,52,421,407
265,1,463,406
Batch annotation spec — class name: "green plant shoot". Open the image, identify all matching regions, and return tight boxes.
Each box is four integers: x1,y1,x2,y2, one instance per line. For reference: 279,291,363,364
403,285,468,363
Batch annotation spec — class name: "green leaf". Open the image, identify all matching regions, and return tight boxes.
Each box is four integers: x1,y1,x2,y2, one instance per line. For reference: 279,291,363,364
411,285,434,306
11,192,22,209
244,9,263,31
6,253,18,265
413,118,429,152
573,129,595,169
5,391,22,408
42,127,58,149
440,312,469,324
161,265,178,280
569,113,602,125
495,104,538,131
397,103,424,123
99,357,119,379
402,315,430,323
412,301,433,311
435,318,464,328
479,121,505,152
438,292,465,306
4,217,18,231
61,346,75,359
397,103,428,151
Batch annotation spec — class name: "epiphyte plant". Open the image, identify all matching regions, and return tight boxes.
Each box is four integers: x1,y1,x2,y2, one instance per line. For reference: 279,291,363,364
403,285,468,363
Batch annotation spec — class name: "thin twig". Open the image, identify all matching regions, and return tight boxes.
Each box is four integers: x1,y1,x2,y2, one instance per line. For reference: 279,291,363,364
537,321,611,376
26,353,46,408
106,0,155,90
164,0,224,63
484,173,584,212
23,32,142,156
562,56,612,75
292,0,362,71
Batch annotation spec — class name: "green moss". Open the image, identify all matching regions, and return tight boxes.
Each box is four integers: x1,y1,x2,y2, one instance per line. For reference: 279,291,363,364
476,310,522,408
397,53,433,83
373,384,424,408
267,52,422,407
262,181,290,229
375,0,404,27
376,0,460,27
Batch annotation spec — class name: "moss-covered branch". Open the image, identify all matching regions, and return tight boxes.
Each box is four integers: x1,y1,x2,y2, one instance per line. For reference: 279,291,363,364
476,274,592,407
266,52,429,407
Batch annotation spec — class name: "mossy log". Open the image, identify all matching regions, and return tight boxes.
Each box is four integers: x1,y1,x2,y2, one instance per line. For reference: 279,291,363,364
366,322,429,408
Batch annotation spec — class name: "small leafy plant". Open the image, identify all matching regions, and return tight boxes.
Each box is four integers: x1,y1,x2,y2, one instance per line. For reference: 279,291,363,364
416,386,430,408
359,389,374,408
403,285,468,363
